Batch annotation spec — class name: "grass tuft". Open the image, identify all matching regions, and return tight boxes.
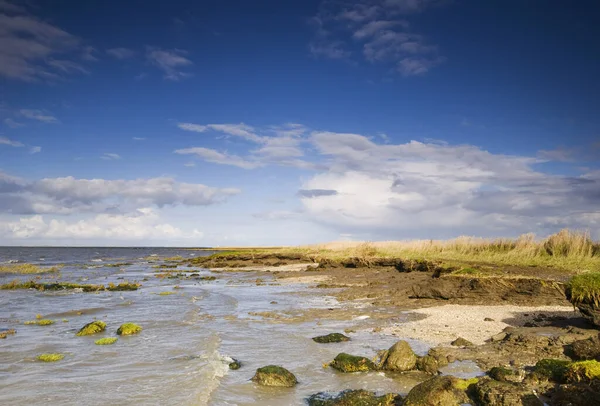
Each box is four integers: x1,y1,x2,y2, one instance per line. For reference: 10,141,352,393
566,272,600,306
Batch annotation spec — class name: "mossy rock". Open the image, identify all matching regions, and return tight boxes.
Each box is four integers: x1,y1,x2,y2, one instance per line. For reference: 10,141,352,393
37,353,65,362
450,337,474,347
251,365,297,387
229,359,241,370
95,337,118,345
403,376,470,406
488,366,514,382
551,381,600,406
330,353,377,373
307,389,401,406
116,323,142,336
312,333,351,344
470,377,543,406
76,320,106,336
532,359,570,382
564,360,600,383
415,355,439,375
380,340,417,372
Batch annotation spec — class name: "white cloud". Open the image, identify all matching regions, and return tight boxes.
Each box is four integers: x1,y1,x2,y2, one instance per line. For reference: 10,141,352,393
106,47,136,59
146,47,193,80
20,109,58,123
397,56,444,76
1,208,204,241
0,135,23,147
174,147,262,169
3,118,23,128
30,146,41,154
0,8,88,81
132,137,146,141
101,152,121,160
184,162,196,167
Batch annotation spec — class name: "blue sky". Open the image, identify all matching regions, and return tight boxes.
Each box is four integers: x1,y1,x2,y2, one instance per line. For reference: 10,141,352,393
0,0,599,246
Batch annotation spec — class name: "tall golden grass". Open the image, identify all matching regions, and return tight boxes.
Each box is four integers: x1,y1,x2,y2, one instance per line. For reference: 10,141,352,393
291,229,600,273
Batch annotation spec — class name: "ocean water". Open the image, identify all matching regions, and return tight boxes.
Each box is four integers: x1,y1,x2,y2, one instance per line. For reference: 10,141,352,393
1,247,433,405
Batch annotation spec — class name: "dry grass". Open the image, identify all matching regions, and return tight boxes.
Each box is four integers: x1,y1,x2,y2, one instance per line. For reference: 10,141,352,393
276,229,600,273
0,263,62,274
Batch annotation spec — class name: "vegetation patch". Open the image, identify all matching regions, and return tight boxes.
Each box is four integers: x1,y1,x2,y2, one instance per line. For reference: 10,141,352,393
533,358,571,382
566,272,600,306
25,319,55,326
0,263,62,274
76,320,106,336
95,337,118,345
0,329,16,339
1,280,140,292
37,353,65,362
564,360,600,383
116,323,142,336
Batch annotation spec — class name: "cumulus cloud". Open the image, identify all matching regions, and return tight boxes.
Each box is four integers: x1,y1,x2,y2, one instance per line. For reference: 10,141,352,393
297,189,339,198
0,173,240,215
1,208,203,241
0,4,89,81
146,47,193,80
309,0,445,76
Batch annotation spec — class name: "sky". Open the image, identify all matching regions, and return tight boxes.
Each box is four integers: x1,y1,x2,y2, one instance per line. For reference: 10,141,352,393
0,0,599,246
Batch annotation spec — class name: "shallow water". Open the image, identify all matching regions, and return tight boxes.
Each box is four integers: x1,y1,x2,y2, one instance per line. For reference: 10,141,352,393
1,247,460,405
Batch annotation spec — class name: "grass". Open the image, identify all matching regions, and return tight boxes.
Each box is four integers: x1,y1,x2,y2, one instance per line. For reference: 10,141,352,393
0,263,62,274
566,272,600,306
208,229,599,274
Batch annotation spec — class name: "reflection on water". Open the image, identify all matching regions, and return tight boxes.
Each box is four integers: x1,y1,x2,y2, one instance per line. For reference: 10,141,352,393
1,247,429,406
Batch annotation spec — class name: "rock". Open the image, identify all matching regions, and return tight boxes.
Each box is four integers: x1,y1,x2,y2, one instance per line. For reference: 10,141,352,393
532,359,570,383
571,335,600,361
403,376,471,406
491,332,508,342
76,320,106,336
380,340,418,372
564,360,600,383
330,353,377,373
228,359,241,370
415,355,439,375
450,337,474,347
312,333,351,343
307,389,401,406
427,348,450,368
550,381,600,406
484,317,495,322
116,322,142,336
488,366,515,382
471,377,543,406
251,365,297,387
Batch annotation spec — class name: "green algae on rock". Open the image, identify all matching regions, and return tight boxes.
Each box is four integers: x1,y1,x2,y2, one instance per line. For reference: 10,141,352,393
470,377,543,406
403,376,471,406
379,340,417,372
251,365,297,387
228,358,241,370
415,355,439,375
2,280,140,292
488,366,515,382
116,323,142,336
564,360,600,383
532,359,570,382
307,389,401,406
24,319,55,326
312,333,350,344
76,320,106,336
37,353,65,362
95,337,118,345
330,353,377,373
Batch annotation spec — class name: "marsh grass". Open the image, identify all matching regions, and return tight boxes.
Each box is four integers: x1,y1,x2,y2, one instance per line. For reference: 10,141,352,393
566,272,600,306
274,229,600,273
0,263,62,274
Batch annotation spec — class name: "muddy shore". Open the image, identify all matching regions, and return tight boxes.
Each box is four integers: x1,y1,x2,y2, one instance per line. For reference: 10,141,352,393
184,252,600,405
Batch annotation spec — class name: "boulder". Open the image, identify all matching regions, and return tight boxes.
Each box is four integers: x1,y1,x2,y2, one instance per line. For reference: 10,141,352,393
116,322,142,336
76,320,106,336
330,353,377,373
228,358,241,370
403,376,471,406
312,333,351,344
471,378,543,406
251,365,297,387
571,335,600,361
307,389,401,406
415,355,439,375
450,337,474,347
380,340,418,372
488,366,515,382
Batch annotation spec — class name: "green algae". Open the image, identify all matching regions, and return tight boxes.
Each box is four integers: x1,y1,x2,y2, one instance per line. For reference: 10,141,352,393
312,333,350,343
565,360,600,383
251,365,297,387
76,320,106,336
117,323,142,336
24,319,55,326
533,359,570,382
307,389,401,406
37,353,64,362
95,337,118,345
330,353,377,373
